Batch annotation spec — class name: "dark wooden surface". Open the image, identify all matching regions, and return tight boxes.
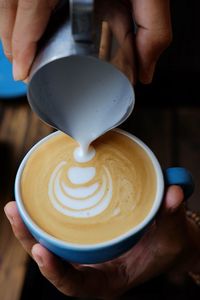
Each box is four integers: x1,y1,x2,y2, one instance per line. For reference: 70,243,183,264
0,98,199,300
0,100,54,300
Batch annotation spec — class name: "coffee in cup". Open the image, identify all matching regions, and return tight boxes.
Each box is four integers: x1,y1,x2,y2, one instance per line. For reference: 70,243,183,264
20,129,157,245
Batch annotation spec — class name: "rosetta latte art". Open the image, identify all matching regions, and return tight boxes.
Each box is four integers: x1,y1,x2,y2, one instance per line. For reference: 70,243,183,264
48,161,113,218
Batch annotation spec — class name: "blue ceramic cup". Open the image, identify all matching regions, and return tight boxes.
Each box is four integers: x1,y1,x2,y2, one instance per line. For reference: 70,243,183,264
15,129,194,264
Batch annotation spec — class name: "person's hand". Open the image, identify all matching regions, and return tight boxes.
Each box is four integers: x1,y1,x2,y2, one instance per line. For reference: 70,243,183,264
0,0,172,83
100,0,172,84
0,0,59,80
4,186,200,299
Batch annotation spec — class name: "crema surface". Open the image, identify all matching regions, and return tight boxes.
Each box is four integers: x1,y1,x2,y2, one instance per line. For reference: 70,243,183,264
21,131,156,244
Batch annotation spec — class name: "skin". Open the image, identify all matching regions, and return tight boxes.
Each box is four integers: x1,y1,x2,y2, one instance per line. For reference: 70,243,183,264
4,186,200,299
0,0,172,83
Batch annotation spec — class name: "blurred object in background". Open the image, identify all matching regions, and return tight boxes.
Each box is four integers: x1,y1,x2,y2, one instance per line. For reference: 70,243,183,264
0,40,26,100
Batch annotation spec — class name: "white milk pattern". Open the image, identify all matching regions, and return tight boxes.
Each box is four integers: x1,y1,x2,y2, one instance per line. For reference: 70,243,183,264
48,161,113,218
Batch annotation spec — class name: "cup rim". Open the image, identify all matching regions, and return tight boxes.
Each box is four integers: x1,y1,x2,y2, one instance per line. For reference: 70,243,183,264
15,129,164,250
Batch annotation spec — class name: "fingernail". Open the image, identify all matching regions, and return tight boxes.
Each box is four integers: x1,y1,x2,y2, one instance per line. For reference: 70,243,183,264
32,252,44,267
4,207,15,225
13,60,23,81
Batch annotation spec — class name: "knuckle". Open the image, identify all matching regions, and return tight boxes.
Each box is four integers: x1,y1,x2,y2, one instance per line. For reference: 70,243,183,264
12,223,31,243
14,232,25,243
14,230,28,243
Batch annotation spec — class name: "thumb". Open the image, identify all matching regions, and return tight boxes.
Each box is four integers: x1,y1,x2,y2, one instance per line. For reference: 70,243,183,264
156,185,185,226
161,185,184,214
31,244,83,297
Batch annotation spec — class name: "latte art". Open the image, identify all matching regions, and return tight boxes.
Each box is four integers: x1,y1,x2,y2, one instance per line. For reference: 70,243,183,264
21,131,157,244
49,161,113,218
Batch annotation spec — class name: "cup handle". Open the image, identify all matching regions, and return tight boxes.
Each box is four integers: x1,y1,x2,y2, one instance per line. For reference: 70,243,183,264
163,167,195,200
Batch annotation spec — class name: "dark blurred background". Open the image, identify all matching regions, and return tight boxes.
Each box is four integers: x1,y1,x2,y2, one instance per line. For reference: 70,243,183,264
125,0,200,213
137,0,200,106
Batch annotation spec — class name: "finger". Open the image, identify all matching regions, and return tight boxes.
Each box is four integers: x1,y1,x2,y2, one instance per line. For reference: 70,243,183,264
32,243,108,298
4,202,108,298
106,1,137,84
12,0,58,80
156,185,185,227
4,201,36,256
0,0,17,61
132,0,172,83
31,244,84,297
111,47,135,85
163,185,184,213
162,185,184,214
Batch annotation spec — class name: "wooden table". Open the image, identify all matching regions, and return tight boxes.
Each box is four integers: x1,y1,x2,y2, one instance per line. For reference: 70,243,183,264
0,100,54,300
0,98,199,300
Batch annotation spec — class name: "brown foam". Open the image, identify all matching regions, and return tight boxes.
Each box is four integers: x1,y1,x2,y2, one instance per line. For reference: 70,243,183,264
21,131,157,244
